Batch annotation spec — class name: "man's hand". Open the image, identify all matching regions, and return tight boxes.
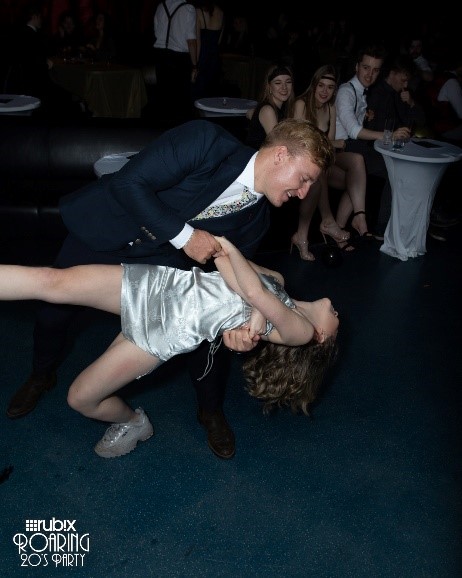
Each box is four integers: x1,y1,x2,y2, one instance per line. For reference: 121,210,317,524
393,127,411,140
223,327,260,353
183,230,222,264
400,89,414,107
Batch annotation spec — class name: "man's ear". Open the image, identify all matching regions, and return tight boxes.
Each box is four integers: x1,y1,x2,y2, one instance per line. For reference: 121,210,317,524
273,145,288,164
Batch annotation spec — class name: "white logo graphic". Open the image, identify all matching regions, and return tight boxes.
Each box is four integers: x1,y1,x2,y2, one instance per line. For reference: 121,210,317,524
12,518,90,568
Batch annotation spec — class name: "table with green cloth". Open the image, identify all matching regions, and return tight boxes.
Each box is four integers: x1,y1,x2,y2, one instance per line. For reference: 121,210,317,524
49,58,148,118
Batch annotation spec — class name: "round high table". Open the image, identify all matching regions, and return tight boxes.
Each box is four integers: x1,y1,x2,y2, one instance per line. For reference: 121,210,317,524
0,94,41,115
374,138,462,261
194,97,257,118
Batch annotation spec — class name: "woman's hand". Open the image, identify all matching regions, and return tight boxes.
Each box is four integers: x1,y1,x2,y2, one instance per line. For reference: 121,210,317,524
223,327,260,353
247,308,267,339
212,236,234,258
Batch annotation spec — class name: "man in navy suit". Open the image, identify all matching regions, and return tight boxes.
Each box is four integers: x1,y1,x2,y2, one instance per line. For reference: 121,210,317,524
6,119,333,459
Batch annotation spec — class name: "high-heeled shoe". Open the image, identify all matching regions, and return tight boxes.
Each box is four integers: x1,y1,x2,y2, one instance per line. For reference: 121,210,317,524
351,211,376,241
319,221,350,243
290,235,315,261
321,232,355,252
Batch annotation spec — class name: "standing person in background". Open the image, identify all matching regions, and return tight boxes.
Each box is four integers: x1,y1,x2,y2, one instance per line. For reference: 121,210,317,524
83,11,117,63
10,4,51,100
10,4,78,118
220,11,252,57
153,0,198,124
49,9,83,58
430,57,462,142
292,65,371,257
408,37,434,83
192,1,224,100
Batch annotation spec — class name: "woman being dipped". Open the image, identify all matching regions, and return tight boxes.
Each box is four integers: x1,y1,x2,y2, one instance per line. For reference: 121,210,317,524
0,237,338,458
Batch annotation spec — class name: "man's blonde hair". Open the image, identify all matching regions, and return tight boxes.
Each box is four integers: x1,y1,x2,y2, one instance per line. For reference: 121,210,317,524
261,118,335,173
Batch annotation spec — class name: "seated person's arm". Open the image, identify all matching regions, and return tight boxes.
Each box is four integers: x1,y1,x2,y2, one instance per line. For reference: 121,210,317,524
356,126,385,141
293,99,306,120
258,105,279,134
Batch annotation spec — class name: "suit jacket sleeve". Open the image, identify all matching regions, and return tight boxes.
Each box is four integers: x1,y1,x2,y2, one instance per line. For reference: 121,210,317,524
107,120,241,245
60,120,245,253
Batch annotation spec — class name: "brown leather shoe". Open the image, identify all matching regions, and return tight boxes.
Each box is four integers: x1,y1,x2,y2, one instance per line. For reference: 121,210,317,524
197,408,235,459
6,372,57,419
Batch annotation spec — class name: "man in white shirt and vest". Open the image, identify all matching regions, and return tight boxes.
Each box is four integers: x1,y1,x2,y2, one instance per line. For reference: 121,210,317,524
153,0,198,124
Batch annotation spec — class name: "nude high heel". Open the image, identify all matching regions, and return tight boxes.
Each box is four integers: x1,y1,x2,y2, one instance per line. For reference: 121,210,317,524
319,221,350,243
290,235,315,261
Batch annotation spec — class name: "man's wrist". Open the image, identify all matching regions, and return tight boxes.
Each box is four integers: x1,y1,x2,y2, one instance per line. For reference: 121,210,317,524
183,229,196,250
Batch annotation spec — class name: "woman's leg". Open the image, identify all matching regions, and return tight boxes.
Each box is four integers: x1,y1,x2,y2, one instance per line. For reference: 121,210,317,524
290,180,321,261
67,332,159,423
0,264,123,315
331,152,370,236
318,173,350,243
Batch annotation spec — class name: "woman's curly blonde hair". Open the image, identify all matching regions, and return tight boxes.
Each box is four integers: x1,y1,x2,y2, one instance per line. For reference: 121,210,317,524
242,336,338,415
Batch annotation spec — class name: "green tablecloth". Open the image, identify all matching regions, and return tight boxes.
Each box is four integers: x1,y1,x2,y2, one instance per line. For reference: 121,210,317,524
50,60,148,118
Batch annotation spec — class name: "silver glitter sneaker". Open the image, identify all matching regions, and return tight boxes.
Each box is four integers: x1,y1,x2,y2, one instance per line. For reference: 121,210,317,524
94,408,154,458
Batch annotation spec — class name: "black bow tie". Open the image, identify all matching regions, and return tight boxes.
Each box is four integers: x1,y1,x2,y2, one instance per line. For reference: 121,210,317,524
363,88,369,95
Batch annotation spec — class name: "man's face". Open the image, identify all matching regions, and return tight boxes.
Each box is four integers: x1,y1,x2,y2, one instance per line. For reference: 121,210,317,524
259,147,322,207
409,40,422,58
356,55,383,88
388,71,410,93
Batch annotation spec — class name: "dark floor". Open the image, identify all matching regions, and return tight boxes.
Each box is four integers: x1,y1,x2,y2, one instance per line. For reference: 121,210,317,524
1,219,461,577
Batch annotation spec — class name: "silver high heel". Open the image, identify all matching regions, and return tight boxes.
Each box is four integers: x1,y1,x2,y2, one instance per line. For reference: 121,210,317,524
319,221,350,242
290,235,315,261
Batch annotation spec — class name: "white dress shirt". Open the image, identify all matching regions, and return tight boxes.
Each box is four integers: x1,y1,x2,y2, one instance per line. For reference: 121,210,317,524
437,74,462,119
171,152,261,248
335,76,368,140
414,55,432,74
153,0,196,53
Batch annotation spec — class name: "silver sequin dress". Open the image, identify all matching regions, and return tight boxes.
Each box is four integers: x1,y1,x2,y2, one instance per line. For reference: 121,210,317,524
121,264,295,363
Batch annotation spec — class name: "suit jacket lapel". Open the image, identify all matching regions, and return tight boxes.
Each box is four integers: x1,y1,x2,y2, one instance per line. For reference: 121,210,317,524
188,147,255,217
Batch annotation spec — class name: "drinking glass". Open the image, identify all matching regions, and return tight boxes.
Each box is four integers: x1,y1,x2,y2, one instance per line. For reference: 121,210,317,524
392,136,405,151
383,118,394,146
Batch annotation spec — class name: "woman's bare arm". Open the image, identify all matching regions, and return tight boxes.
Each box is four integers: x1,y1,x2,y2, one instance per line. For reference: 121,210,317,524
259,105,279,135
214,237,315,346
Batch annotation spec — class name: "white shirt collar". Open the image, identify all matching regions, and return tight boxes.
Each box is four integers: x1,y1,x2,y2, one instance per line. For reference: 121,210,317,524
350,76,366,93
236,152,258,193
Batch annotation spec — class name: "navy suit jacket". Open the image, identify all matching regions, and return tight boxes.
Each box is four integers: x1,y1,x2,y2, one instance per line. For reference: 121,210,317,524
60,120,269,258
